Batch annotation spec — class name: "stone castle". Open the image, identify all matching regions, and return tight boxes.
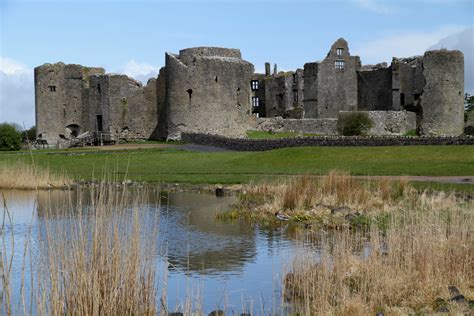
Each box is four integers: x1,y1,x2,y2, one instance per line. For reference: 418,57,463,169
35,39,465,146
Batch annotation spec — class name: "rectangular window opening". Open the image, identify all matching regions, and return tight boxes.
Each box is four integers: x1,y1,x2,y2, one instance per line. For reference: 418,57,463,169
96,115,103,132
336,48,344,56
335,60,345,69
251,80,259,91
252,96,260,107
293,74,297,83
49,85,56,92
293,90,298,102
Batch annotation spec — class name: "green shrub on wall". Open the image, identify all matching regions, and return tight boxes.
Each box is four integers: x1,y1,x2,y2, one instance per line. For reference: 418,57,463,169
0,123,22,151
337,112,374,136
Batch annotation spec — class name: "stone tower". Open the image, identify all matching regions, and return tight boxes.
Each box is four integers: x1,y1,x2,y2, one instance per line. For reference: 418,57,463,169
419,50,464,136
164,47,256,140
34,62,104,145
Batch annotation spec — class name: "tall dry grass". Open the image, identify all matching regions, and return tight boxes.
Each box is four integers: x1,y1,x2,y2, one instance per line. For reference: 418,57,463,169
0,160,71,189
1,183,160,315
232,171,412,223
284,192,474,315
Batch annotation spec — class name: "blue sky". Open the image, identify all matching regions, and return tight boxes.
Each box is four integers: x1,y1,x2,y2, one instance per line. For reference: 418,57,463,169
1,0,473,127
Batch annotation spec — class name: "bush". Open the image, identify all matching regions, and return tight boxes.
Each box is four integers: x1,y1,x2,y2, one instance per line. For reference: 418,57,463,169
22,126,37,142
337,112,374,136
0,123,22,151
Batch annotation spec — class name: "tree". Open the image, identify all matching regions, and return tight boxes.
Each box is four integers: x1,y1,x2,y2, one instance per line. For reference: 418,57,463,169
465,93,474,112
337,112,374,136
0,123,22,151
22,126,37,142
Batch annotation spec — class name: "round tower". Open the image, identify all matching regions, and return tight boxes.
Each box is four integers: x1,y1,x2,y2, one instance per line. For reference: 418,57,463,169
420,50,464,136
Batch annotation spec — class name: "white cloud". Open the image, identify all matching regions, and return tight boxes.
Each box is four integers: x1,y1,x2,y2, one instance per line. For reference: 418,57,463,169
118,60,160,84
429,28,474,94
353,26,466,64
352,0,398,13
0,57,35,128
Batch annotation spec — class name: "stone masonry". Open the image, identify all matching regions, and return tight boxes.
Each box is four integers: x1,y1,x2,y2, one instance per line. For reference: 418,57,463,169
34,40,466,146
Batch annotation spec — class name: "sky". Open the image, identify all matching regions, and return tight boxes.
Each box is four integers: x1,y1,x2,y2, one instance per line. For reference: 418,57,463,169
1,0,473,128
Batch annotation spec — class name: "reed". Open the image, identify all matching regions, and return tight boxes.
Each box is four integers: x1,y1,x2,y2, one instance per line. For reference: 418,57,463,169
224,171,414,226
1,183,160,315
284,193,474,315
0,160,71,189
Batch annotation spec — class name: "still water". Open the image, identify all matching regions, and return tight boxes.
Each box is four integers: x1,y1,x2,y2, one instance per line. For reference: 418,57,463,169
1,189,314,315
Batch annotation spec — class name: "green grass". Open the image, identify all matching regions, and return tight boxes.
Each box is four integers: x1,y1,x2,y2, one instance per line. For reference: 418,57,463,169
246,130,321,139
0,145,473,185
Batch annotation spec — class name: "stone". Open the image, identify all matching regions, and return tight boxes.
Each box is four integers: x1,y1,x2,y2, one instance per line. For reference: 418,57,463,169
208,310,225,316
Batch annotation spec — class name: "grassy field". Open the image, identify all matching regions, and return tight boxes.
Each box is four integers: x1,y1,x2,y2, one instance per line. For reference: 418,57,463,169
0,145,473,186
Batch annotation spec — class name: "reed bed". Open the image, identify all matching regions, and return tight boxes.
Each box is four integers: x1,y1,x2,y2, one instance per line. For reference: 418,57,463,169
220,170,412,226
285,192,474,315
1,183,160,315
0,160,71,189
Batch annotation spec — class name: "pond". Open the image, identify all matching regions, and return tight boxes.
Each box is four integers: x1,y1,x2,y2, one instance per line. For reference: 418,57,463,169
1,188,316,315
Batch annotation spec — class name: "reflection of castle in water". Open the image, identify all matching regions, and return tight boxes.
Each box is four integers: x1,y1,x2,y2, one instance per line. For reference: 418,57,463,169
34,189,258,275
161,192,257,275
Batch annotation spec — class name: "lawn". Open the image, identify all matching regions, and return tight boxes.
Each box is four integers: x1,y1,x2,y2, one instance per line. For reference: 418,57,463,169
0,145,473,185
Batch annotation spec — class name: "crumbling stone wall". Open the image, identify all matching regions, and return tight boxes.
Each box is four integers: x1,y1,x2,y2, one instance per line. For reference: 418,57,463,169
35,62,104,145
357,67,393,111
316,38,360,118
256,117,338,135
165,47,257,140
88,74,158,140
303,62,319,118
419,50,464,136
251,73,266,117
338,111,416,135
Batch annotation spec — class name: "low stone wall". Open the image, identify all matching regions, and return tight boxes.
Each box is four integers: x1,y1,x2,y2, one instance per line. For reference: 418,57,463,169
339,111,417,135
181,132,474,151
256,117,338,135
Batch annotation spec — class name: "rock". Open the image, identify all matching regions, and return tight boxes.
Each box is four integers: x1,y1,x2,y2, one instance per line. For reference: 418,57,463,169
375,313,384,316
331,206,352,214
437,306,449,313
240,313,251,316
344,212,361,222
215,187,225,197
448,285,461,296
450,294,465,303
209,310,225,316
169,313,184,316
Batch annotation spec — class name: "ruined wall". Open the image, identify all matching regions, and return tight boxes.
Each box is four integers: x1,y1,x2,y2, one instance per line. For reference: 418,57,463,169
35,63,104,145
165,47,256,140
88,74,158,140
357,67,393,111
420,50,464,136
316,38,360,118
339,111,416,135
303,62,319,118
264,74,293,117
256,117,338,135
251,73,266,117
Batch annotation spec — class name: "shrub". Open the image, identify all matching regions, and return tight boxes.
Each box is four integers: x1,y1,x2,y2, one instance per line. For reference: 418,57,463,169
0,123,22,151
337,112,374,136
21,125,36,142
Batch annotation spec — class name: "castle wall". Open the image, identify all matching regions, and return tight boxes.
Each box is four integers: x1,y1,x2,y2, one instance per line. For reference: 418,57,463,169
35,63,104,145
357,67,393,111
256,117,338,135
420,50,464,136
88,74,158,140
316,38,360,118
338,111,416,135
303,62,319,118
251,73,266,118
165,47,256,140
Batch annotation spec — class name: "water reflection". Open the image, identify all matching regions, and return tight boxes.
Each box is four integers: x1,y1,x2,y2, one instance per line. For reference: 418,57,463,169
1,188,309,314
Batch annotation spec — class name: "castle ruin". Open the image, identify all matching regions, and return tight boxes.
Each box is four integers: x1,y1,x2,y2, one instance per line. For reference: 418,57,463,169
35,39,465,146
